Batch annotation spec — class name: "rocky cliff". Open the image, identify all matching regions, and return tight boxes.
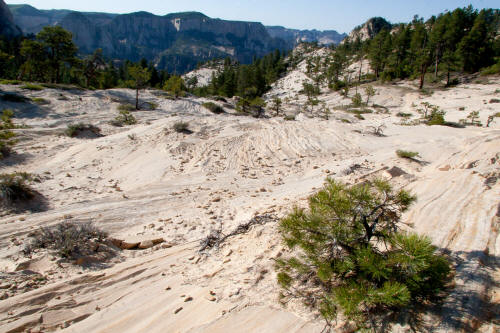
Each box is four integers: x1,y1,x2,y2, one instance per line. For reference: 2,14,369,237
266,26,346,47
345,17,392,42
0,0,21,37
9,6,287,73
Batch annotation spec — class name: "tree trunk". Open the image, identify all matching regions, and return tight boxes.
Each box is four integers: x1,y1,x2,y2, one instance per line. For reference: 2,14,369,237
419,64,428,90
135,88,139,110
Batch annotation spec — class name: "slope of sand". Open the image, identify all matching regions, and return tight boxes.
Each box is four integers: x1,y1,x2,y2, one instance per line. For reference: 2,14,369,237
0,74,499,332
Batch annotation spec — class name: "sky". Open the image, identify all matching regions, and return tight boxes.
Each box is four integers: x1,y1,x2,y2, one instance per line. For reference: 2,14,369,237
5,0,499,33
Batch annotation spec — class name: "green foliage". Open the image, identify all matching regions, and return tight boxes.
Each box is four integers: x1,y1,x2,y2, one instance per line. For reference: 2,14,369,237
202,102,225,114
112,110,137,126
341,118,351,123
276,179,450,328
129,65,152,109
163,75,186,99
31,97,50,105
0,109,18,158
427,108,447,126
65,123,102,138
0,172,35,206
117,104,136,112
21,83,44,91
351,93,363,107
397,112,412,118
364,85,376,105
271,97,283,116
396,150,420,159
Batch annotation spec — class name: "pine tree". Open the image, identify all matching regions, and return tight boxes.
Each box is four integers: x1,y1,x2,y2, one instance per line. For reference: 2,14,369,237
129,65,151,109
276,179,450,329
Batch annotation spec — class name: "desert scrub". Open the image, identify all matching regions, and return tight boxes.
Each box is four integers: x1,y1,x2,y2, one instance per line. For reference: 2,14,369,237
341,118,351,123
202,102,225,114
24,222,111,261
276,179,450,329
0,172,35,206
396,150,420,159
65,123,102,138
173,121,191,134
284,115,296,121
111,110,137,126
118,104,136,112
21,83,44,91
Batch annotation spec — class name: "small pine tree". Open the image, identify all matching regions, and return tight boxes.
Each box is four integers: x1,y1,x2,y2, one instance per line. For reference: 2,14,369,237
129,65,151,110
276,179,450,329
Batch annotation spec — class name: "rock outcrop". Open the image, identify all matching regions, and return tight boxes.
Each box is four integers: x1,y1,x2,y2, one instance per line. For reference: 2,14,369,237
345,17,392,42
9,6,287,73
0,0,21,37
266,26,346,47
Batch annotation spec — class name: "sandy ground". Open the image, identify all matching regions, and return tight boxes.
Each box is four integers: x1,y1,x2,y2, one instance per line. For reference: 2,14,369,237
0,67,499,332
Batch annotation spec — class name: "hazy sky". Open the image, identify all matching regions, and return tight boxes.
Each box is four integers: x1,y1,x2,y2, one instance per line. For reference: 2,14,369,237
5,1,498,33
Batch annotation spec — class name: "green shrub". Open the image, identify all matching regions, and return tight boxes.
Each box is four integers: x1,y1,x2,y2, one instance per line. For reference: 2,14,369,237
341,118,351,123
427,110,446,126
65,123,102,138
0,79,22,85
480,62,500,76
173,121,191,133
396,112,412,118
118,104,136,112
24,222,110,260
202,102,225,114
31,97,50,105
0,109,17,157
21,83,44,91
489,99,500,104
112,110,137,127
145,101,158,110
0,172,35,206
396,150,420,159
284,115,296,121
351,93,363,107
276,179,450,328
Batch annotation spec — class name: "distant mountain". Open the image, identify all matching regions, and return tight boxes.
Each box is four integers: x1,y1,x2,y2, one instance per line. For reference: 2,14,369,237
8,5,288,73
345,17,392,42
266,26,346,47
0,0,22,37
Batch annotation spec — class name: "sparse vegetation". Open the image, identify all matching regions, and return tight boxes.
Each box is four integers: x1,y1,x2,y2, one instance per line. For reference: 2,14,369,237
202,102,225,114
276,179,450,329
173,121,191,134
24,222,112,261
0,172,35,207
31,97,50,105
396,149,420,159
21,83,44,91
0,109,18,157
284,114,296,121
112,110,137,127
118,103,136,112
397,112,412,118
65,123,102,138
351,92,363,107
